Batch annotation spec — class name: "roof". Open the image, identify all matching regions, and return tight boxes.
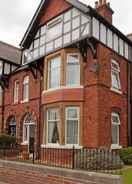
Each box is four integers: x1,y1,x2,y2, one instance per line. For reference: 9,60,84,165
20,0,90,47
20,0,132,48
0,41,21,65
127,33,132,41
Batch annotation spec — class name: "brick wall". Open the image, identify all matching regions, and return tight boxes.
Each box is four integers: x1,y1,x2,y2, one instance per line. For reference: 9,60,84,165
0,160,123,184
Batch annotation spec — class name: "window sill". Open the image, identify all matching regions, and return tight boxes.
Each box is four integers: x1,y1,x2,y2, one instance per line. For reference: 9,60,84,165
111,145,122,150
110,88,122,95
41,144,82,149
43,86,84,94
21,142,28,145
21,100,29,104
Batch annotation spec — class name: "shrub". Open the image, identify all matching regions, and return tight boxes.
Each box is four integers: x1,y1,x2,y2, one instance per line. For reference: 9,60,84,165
119,147,132,165
0,134,16,149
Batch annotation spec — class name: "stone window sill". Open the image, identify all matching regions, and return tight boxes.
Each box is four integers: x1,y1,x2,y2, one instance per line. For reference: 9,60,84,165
110,88,122,95
41,144,82,149
111,144,122,150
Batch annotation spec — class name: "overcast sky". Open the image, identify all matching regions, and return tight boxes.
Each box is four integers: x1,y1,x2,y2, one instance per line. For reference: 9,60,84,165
0,0,131,47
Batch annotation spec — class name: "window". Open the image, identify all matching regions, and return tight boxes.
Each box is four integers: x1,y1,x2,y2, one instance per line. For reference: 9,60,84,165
23,113,35,144
48,57,61,89
46,16,63,42
107,29,113,49
0,86,3,106
100,24,106,44
66,54,80,87
14,80,19,103
4,63,10,75
111,60,121,91
111,112,120,146
0,61,3,75
47,108,60,144
113,34,119,52
23,76,29,102
8,116,16,137
66,107,79,145
92,18,99,39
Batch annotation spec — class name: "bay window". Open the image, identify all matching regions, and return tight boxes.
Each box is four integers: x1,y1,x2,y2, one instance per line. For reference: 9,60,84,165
48,57,61,89
47,108,60,144
66,54,80,87
23,76,29,102
111,60,121,91
14,80,19,103
66,107,79,145
111,112,120,147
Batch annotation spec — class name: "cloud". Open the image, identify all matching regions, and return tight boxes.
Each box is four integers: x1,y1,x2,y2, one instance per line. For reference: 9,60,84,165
0,0,131,46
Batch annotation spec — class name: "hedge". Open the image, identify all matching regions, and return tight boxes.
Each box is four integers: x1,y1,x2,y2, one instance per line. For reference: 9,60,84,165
119,147,132,165
0,134,16,149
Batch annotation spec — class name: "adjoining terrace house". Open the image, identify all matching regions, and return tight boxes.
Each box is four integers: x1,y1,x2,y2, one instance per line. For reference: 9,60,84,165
0,0,132,154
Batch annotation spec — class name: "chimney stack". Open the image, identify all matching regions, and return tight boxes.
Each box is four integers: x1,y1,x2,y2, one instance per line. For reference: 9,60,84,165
95,0,114,24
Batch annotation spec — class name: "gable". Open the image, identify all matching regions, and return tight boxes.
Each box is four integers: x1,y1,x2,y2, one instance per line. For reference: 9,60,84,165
39,0,71,26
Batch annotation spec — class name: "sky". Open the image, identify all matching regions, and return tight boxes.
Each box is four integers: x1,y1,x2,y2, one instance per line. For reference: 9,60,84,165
0,0,131,47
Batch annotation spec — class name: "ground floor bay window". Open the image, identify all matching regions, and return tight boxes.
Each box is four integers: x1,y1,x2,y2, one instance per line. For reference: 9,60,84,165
44,106,80,147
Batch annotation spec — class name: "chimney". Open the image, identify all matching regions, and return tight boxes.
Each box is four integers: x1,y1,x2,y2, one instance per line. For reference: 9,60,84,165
95,0,114,24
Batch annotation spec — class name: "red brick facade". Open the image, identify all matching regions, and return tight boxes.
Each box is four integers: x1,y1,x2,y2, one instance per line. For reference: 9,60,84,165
0,0,130,151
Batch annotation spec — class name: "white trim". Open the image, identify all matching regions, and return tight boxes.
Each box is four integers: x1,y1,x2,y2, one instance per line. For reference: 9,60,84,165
41,144,82,149
65,106,80,145
110,88,122,94
43,86,84,94
111,144,122,150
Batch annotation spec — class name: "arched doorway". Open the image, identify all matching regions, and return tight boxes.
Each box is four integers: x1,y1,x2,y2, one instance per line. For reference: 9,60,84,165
23,113,35,153
7,116,16,137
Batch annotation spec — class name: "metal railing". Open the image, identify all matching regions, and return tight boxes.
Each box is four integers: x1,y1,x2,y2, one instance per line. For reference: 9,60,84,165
0,146,123,174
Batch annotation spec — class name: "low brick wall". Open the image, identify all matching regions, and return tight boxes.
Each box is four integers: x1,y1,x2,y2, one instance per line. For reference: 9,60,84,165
0,160,122,184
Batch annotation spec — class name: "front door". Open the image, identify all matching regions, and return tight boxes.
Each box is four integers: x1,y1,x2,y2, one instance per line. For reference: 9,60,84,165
29,125,35,153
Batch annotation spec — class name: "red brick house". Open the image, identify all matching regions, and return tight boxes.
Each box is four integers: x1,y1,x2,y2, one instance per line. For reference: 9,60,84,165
0,0,132,153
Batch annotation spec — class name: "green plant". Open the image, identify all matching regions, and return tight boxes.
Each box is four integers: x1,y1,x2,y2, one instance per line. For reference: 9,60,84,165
119,147,132,165
0,134,16,149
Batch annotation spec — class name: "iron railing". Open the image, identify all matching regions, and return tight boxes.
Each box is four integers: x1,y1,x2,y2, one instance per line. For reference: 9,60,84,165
0,146,123,174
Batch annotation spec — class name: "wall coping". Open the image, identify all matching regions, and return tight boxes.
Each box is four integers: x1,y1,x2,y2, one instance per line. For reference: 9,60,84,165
0,160,122,184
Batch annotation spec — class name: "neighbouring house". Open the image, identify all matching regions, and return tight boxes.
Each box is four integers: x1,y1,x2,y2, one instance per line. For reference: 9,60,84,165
0,0,132,154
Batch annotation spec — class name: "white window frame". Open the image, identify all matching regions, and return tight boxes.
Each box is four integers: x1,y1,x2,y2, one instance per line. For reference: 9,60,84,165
111,112,121,148
14,80,19,103
65,107,80,146
47,108,60,145
23,76,29,102
66,53,80,87
111,60,121,92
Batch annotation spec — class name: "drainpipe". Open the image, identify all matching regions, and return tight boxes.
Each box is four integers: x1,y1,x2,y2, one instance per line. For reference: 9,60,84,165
128,61,132,146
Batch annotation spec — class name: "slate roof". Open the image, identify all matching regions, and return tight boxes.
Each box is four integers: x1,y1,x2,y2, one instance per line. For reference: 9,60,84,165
0,41,21,65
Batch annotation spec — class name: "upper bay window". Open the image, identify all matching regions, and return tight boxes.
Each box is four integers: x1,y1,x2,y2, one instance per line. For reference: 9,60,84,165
66,54,80,87
45,50,81,91
111,60,121,91
48,56,61,89
23,76,29,102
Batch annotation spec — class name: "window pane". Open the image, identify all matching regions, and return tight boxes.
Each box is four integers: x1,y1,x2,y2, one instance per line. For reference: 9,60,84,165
112,125,119,145
66,54,80,86
48,109,59,144
72,16,80,29
34,39,39,49
40,46,45,56
112,71,120,89
66,107,79,145
47,21,62,42
114,34,119,52
0,61,3,75
107,29,113,49
67,120,78,144
40,35,45,46
92,18,99,39
48,57,61,89
41,25,46,35
14,81,19,103
23,77,29,101
64,22,71,34
100,24,106,44
64,33,71,45
119,39,124,56
64,10,71,22
46,42,53,53
72,8,80,17
125,43,129,59
81,15,89,25
81,24,89,37
55,37,62,49
72,29,79,41
4,63,10,74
